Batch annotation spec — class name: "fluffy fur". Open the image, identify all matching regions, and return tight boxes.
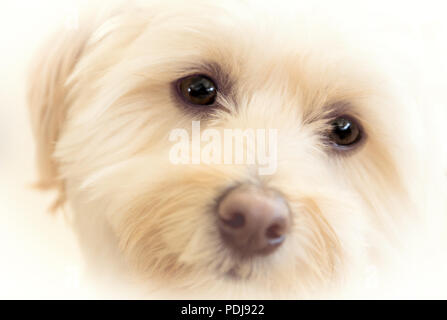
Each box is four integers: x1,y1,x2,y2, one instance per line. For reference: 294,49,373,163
28,0,447,298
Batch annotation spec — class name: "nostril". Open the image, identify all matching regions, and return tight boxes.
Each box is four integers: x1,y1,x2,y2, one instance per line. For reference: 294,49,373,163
265,224,281,239
265,223,286,246
221,212,245,229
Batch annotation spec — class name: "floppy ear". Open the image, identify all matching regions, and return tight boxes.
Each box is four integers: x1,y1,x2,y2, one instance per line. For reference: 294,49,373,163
27,25,92,208
27,3,146,209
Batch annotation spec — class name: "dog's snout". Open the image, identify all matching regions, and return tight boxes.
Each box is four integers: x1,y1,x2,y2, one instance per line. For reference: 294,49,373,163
217,186,290,256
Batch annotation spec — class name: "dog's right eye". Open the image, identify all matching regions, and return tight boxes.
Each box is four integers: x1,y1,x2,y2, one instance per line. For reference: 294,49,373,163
327,115,363,149
177,74,217,106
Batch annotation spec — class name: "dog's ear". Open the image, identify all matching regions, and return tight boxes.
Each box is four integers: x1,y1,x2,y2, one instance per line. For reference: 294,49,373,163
27,24,93,208
28,4,144,209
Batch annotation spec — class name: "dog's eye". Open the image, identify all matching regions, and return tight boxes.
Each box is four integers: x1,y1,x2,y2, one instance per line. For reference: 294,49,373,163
328,116,362,148
177,74,217,105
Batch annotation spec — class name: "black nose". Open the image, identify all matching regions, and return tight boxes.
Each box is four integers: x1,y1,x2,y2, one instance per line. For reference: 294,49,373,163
217,185,290,256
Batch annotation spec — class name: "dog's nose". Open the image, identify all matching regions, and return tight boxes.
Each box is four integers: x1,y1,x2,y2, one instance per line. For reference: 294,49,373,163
217,186,290,256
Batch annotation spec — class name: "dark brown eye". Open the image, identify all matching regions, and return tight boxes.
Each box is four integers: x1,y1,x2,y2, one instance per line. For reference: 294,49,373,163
328,116,362,148
178,74,217,105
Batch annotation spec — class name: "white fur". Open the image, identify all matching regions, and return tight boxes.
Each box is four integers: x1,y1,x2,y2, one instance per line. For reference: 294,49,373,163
27,0,447,298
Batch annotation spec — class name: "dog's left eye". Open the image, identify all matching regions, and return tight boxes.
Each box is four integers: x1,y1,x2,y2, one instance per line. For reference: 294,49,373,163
177,74,217,106
328,116,363,148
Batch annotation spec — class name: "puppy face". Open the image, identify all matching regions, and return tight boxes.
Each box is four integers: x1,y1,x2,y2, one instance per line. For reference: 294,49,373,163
28,0,420,296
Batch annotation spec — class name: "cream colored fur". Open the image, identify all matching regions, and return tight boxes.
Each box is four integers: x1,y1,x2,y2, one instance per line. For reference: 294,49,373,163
27,0,447,298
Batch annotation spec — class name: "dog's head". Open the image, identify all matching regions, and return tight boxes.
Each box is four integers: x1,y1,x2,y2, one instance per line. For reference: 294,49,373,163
28,0,424,297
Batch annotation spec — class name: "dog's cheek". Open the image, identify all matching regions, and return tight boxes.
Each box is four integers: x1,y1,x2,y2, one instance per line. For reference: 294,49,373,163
269,159,372,275
101,165,239,281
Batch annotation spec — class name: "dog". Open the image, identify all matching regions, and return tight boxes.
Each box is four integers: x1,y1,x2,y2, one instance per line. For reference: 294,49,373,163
27,0,447,298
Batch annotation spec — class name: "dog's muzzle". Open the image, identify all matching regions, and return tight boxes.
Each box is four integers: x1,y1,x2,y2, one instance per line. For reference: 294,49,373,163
217,185,291,257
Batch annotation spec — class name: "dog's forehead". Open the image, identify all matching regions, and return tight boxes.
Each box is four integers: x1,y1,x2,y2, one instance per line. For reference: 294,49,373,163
131,1,370,91
134,0,349,58
87,0,390,121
